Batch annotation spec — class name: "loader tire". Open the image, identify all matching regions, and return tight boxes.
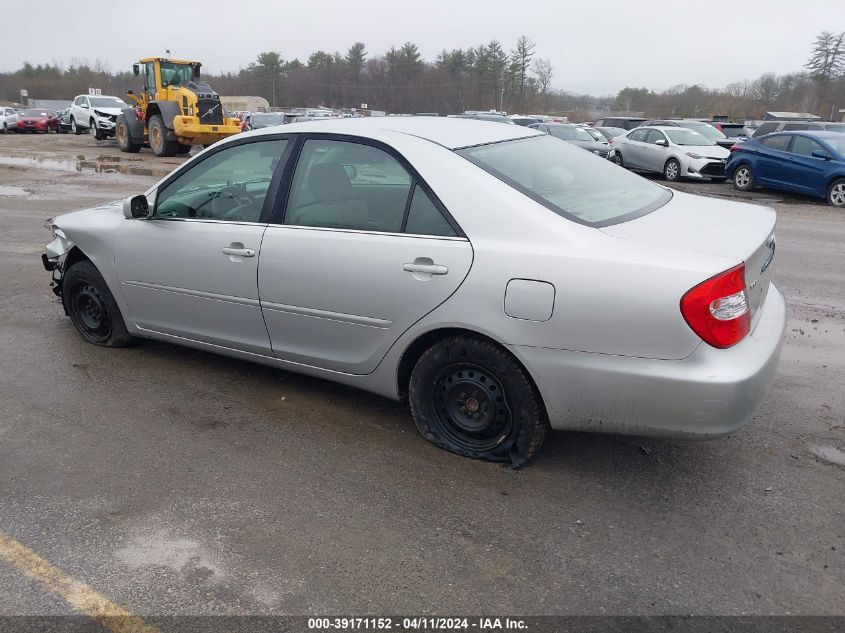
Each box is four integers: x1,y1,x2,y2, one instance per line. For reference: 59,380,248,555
148,115,178,157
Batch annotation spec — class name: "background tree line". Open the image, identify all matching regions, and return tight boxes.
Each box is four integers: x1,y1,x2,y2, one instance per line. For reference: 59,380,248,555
1,32,842,121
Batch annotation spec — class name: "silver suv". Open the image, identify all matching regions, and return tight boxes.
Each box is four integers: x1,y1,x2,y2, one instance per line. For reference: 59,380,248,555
752,120,845,138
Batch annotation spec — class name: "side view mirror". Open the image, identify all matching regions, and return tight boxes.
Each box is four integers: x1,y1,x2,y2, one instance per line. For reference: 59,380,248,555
192,63,201,80
133,64,140,76
123,195,150,219
655,139,668,147
811,149,832,160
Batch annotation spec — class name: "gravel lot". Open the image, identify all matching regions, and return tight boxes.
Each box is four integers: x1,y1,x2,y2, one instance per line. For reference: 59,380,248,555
0,132,842,619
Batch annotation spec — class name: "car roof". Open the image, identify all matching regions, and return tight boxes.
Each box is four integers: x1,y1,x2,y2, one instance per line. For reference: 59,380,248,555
245,116,540,150
767,130,842,138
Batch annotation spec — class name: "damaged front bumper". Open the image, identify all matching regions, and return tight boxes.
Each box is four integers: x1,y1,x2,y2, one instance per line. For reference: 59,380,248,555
42,223,71,303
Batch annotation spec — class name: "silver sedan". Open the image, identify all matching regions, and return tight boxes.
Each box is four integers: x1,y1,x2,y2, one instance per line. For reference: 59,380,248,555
42,118,786,465
614,125,730,181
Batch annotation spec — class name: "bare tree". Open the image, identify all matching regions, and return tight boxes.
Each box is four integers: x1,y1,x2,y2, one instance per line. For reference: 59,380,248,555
531,58,553,94
805,31,845,111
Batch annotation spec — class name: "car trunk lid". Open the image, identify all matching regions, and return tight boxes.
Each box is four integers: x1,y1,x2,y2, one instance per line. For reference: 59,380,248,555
601,190,777,330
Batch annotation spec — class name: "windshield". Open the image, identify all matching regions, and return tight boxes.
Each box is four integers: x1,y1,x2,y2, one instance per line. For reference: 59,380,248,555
718,124,747,136
824,137,845,155
547,125,595,142
251,113,283,127
160,62,194,87
457,135,671,227
666,129,714,146
679,121,725,140
22,110,49,117
90,97,126,108
582,127,605,141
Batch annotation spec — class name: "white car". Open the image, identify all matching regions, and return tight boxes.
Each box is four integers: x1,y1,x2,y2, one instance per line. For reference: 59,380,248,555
614,126,730,182
67,95,128,140
0,106,19,133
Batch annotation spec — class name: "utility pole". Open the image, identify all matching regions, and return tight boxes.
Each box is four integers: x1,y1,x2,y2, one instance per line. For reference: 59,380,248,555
500,87,505,113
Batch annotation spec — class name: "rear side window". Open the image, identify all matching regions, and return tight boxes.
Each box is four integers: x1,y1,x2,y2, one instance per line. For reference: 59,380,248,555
760,135,792,151
783,123,809,131
628,129,648,142
458,135,671,227
285,139,456,236
405,185,456,237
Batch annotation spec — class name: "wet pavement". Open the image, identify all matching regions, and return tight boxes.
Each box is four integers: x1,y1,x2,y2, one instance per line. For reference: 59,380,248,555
0,132,842,618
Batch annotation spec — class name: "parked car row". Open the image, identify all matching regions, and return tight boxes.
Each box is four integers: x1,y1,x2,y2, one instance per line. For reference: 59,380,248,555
1,106,62,133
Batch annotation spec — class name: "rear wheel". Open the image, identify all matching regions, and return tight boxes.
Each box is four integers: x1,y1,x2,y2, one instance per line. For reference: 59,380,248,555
734,164,754,191
176,143,192,155
613,152,624,167
148,115,178,157
409,336,549,467
116,114,141,153
63,260,132,347
828,179,845,208
664,158,681,181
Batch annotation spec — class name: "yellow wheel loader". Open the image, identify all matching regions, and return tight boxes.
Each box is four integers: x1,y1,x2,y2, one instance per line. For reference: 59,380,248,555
116,57,241,157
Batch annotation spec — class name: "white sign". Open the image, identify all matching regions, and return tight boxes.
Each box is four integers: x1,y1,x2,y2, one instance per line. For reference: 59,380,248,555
361,103,368,109
88,88,102,96
20,89,28,97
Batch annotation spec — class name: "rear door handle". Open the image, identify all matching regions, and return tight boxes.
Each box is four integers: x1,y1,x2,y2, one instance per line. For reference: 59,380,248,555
222,247,255,257
403,262,448,275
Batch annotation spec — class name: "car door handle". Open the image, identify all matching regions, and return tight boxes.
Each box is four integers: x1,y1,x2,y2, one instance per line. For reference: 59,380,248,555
222,247,255,257
403,262,448,275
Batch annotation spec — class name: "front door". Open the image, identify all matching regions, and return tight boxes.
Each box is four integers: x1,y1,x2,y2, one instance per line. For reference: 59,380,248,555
781,135,829,195
258,137,473,374
115,137,291,355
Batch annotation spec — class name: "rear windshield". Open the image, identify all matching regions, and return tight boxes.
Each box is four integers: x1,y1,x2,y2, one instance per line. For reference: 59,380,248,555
22,110,49,116
457,135,671,227
547,125,595,141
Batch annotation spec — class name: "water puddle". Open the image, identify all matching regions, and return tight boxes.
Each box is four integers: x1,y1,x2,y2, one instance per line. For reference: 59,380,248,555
808,444,845,467
0,154,179,178
0,185,29,196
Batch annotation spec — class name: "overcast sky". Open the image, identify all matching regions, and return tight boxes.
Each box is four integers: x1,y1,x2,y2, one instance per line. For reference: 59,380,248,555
1,0,841,95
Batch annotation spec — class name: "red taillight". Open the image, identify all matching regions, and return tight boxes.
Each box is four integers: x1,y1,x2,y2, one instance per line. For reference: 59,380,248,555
680,263,750,349
730,143,743,152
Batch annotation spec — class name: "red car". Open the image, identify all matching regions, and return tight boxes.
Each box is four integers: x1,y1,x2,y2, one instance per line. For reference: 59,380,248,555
15,109,59,133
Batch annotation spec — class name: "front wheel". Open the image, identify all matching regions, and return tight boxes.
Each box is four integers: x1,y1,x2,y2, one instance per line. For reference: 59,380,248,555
63,260,132,347
89,119,103,140
664,158,681,182
828,178,845,208
148,115,178,157
409,336,549,467
71,117,82,135
116,114,141,153
733,164,754,191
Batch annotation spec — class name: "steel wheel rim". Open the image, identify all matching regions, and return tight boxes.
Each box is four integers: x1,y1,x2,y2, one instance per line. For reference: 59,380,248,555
666,161,678,180
430,363,513,452
117,123,127,145
71,282,112,342
831,184,845,206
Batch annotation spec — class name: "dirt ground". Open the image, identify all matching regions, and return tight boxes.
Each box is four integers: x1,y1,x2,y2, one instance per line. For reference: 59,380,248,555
0,131,842,620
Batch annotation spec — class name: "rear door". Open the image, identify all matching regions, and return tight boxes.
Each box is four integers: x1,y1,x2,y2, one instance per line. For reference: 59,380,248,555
641,129,669,172
622,128,651,169
258,136,473,374
755,134,793,186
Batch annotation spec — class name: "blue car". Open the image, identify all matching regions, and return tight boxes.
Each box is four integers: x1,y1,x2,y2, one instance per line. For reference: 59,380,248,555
726,131,845,207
